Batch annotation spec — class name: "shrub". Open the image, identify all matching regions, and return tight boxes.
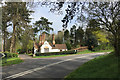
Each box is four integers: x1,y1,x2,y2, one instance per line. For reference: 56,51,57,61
36,50,77,56
2,52,18,59
93,43,113,51
17,49,26,54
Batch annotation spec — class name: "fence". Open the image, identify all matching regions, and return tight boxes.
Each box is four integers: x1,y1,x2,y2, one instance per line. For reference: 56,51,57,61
72,46,88,52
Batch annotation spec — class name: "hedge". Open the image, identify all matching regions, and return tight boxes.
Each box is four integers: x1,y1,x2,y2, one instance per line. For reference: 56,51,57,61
2,52,18,59
36,50,77,56
17,49,26,54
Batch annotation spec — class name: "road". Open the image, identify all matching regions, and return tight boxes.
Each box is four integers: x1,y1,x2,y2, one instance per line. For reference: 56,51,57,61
2,52,107,80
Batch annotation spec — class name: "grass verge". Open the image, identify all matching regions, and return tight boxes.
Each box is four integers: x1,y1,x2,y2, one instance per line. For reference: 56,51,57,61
65,53,119,78
33,50,113,58
77,49,113,54
0,57,23,66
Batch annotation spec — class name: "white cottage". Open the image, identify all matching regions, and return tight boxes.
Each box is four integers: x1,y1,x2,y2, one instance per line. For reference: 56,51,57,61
40,41,67,53
34,33,67,53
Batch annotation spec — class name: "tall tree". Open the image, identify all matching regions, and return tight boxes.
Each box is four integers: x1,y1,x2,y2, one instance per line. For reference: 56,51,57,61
76,27,84,46
34,17,53,35
3,2,33,53
86,2,120,55
70,25,76,46
85,28,98,51
55,31,64,44
0,6,2,52
1,5,11,52
64,29,69,42
18,25,34,53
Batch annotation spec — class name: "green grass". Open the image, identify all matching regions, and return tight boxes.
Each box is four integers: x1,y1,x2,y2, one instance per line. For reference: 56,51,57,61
0,57,23,66
33,50,113,58
65,53,119,78
27,53,33,56
77,49,113,54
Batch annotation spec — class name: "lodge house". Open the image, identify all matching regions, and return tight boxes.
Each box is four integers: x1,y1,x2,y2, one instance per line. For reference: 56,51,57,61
34,33,67,53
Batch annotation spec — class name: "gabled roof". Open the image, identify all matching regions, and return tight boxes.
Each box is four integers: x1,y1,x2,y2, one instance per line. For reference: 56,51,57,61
41,41,52,49
34,41,67,50
52,44,67,49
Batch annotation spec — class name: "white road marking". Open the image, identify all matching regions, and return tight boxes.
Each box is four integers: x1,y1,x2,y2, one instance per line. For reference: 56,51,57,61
4,53,105,79
4,55,88,79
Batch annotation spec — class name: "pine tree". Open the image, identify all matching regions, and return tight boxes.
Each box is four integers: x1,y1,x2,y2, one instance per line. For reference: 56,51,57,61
3,2,33,52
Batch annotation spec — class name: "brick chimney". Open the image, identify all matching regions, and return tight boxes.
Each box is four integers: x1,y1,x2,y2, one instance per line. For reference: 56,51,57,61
39,35,42,46
52,34,55,46
42,32,45,45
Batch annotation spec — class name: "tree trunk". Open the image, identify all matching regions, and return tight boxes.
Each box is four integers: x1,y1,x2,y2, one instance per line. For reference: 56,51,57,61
10,23,16,53
2,36,4,52
114,35,120,56
13,37,16,53
1,31,6,52
3,32,6,52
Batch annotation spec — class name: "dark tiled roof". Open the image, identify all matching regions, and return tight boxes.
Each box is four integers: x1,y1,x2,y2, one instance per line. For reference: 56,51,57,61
52,44,67,49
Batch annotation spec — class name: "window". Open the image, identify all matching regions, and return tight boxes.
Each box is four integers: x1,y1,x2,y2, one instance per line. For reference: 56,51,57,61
44,48,49,53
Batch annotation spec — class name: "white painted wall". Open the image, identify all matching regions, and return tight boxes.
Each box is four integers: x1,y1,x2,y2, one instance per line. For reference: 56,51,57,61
62,49,66,51
41,41,52,53
49,49,67,52
50,49,60,52
40,41,67,53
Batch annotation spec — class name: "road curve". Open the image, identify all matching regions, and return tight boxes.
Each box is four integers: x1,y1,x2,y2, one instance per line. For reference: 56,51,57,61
2,52,108,79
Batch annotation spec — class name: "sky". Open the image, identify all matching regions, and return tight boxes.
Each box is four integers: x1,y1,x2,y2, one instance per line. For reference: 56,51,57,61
29,4,76,34
6,2,82,35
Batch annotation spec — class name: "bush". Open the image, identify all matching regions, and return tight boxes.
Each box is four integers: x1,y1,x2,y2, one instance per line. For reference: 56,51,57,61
17,49,26,54
36,50,77,56
2,52,18,59
93,43,113,51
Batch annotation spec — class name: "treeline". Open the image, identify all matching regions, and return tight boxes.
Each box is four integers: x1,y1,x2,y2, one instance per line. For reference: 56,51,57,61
43,23,113,51
63,24,113,51
40,2,120,56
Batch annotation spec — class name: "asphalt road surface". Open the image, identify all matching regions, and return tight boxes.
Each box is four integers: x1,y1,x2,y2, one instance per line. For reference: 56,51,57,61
2,52,108,80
